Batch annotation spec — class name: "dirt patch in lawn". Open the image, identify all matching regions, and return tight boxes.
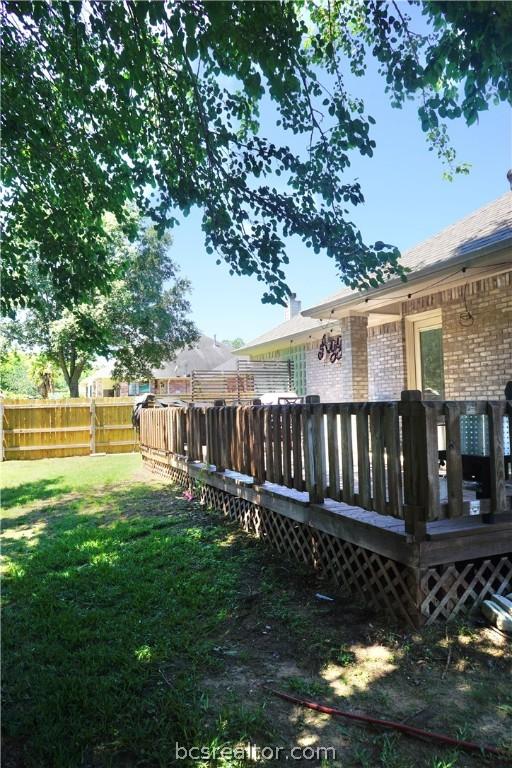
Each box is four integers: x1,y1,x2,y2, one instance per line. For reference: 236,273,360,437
197,549,511,767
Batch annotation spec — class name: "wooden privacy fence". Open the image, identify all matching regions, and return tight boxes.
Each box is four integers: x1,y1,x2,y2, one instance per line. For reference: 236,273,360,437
191,360,293,404
1,398,138,460
140,397,512,539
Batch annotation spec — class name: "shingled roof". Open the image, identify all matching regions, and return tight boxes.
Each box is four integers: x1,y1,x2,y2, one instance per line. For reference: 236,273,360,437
239,193,512,353
236,313,333,353
85,336,235,382
152,335,235,377
306,191,512,314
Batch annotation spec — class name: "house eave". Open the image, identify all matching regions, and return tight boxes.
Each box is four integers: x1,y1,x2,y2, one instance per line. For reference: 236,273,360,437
303,237,512,319
234,322,332,356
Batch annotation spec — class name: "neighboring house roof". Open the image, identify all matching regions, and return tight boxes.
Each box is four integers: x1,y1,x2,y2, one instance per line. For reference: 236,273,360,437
84,336,235,382
212,355,250,372
152,335,235,378
239,192,512,353
81,363,114,384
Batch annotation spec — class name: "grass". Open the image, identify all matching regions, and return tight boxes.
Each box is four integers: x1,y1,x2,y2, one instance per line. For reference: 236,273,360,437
2,455,511,768
1,453,141,509
2,457,262,766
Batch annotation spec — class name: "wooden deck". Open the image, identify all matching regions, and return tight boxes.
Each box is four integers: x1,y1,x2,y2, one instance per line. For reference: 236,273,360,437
139,398,512,626
181,461,512,566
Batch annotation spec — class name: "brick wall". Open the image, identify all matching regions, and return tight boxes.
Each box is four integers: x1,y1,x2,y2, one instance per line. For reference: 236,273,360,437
441,272,512,399
304,315,368,401
251,316,370,402
367,321,406,400
249,270,512,403
120,378,192,397
166,378,191,396
305,345,343,401
252,339,344,402
401,271,512,399
350,272,512,402
340,315,369,401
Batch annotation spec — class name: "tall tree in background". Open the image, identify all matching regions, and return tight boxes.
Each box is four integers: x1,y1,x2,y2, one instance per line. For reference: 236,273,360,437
222,338,245,351
5,221,198,396
2,1,510,314
29,356,56,399
0,346,38,398
0,343,66,398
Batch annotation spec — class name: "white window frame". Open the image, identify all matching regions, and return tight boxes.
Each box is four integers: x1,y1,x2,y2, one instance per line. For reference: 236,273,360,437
405,309,443,392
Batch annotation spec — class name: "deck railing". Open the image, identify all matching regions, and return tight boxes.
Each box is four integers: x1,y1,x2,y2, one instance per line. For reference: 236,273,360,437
140,396,511,539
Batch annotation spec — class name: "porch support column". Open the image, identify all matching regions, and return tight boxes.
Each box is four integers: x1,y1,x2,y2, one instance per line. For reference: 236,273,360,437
339,313,368,401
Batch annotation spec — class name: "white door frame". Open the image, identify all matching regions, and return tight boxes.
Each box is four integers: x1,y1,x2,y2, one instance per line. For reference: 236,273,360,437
404,309,443,391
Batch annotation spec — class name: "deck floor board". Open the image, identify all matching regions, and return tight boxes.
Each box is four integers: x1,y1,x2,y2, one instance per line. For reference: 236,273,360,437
178,458,511,566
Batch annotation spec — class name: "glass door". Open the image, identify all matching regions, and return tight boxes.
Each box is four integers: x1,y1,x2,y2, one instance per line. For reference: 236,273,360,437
414,320,445,399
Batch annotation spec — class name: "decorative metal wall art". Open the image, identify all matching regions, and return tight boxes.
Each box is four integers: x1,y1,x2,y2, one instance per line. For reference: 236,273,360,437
318,333,342,363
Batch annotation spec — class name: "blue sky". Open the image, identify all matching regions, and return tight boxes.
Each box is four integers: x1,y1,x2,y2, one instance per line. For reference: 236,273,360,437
169,57,511,345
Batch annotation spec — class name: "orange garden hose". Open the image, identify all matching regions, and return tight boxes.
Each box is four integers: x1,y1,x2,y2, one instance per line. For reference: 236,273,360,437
264,687,511,762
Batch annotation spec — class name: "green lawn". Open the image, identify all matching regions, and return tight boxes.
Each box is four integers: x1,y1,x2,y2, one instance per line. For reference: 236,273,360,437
2,456,261,767
1,453,142,510
2,455,511,768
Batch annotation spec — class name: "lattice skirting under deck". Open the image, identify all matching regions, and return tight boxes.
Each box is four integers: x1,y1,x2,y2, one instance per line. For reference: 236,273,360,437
142,453,511,626
143,453,191,486
419,557,512,623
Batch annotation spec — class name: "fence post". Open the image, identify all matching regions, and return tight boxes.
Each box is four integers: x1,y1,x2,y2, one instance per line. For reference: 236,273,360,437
204,407,212,466
194,407,201,461
90,399,96,455
444,403,463,518
272,405,283,485
486,401,506,524
235,406,243,472
291,405,304,491
202,407,206,463
401,390,439,540
303,404,324,504
192,406,202,462
356,404,371,509
217,407,226,472
189,407,196,461
186,406,193,461
243,406,252,476
250,406,265,484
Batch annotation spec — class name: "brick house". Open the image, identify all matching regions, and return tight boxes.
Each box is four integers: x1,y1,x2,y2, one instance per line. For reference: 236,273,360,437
236,193,511,401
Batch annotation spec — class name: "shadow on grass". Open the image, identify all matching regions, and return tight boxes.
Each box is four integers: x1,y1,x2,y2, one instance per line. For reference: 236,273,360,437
2,477,511,768
1,477,71,511
2,481,273,767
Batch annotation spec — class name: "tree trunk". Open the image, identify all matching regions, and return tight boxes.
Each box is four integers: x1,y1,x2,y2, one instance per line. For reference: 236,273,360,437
68,378,80,397
68,365,84,398
57,346,85,397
